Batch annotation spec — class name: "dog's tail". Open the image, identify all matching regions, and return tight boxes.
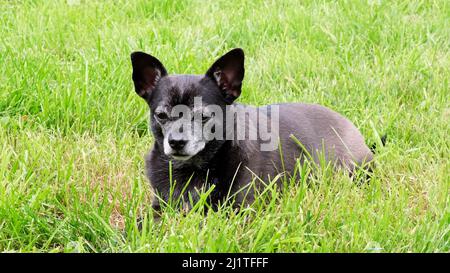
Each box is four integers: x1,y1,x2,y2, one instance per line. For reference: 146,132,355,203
370,134,387,154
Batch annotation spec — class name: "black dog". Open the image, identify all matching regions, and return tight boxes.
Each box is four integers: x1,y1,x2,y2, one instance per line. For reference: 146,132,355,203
131,48,373,213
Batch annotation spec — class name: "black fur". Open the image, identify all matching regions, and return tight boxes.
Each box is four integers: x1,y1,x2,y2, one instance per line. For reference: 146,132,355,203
370,134,388,154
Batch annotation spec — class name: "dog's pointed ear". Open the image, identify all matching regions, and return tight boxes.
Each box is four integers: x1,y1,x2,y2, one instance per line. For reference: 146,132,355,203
205,48,245,103
131,52,167,100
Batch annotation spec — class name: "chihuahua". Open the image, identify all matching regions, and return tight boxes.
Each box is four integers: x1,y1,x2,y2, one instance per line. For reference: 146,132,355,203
131,48,373,213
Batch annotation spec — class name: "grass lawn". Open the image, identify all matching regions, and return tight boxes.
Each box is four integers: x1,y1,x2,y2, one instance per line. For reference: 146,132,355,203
0,0,448,252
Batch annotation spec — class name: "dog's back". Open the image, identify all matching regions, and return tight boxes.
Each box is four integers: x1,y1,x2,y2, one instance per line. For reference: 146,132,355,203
239,103,373,180
279,103,372,168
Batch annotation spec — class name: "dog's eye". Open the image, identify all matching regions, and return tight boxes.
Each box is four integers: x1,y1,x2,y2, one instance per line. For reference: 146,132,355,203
155,112,169,122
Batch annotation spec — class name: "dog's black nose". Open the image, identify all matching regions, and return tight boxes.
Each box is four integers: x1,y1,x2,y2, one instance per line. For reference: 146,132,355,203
168,138,187,150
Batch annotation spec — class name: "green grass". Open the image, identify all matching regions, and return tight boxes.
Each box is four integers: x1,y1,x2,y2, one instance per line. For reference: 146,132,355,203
0,0,449,252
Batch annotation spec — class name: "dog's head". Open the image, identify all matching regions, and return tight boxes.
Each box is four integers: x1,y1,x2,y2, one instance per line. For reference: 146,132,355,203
131,48,245,161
